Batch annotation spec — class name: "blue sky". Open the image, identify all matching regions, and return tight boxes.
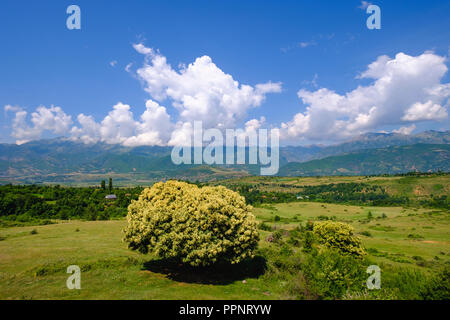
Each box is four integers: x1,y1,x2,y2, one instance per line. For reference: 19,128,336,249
0,0,449,145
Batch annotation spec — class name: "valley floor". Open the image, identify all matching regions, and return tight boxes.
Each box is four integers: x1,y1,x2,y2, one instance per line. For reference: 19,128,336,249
0,201,448,300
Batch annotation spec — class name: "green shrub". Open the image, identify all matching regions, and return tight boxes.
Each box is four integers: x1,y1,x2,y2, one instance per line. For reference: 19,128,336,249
30,229,38,235
258,222,272,231
272,230,283,243
288,236,300,246
299,221,314,232
302,231,314,253
382,267,428,299
360,231,372,237
420,267,450,300
313,221,366,257
380,266,450,300
301,249,367,299
280,244,293,256
123,180,259,267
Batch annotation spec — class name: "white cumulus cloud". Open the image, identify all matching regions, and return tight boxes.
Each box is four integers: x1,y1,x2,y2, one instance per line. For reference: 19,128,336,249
393,124,416,135
402,101,448,121
281,52,450,142
70,100,172,146
134,43,282,131
4,105,73,144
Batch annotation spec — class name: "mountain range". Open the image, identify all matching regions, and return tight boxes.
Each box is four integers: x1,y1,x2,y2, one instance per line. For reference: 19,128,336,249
0,130,448,185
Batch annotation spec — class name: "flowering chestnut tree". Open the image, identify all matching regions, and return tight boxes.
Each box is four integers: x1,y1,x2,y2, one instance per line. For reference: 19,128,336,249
123,180,259,267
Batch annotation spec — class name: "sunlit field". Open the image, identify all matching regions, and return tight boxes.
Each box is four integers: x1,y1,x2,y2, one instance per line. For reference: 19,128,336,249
1,199,448,300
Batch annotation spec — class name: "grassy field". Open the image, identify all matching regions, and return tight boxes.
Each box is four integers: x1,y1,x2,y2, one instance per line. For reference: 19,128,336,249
254,202,449,265
0,220,278,300
0,199,448,299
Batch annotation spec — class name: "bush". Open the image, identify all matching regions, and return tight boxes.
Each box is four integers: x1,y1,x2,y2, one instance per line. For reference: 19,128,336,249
407,233,424,239
123,180,259,267
301,249,367,299
313,221,366,257
360,231,372,237
272,230,283,243
382,267,428,299
299,221,314,232
302,231,314,253
421,267,450,300
379,266,450,300
258,222,272,231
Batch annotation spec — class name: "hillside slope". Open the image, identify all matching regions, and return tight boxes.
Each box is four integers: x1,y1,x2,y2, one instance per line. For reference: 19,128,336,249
278,144,450,176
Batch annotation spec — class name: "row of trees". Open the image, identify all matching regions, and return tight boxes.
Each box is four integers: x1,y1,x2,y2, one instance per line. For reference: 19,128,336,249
218,181,448,209
0,181,143,221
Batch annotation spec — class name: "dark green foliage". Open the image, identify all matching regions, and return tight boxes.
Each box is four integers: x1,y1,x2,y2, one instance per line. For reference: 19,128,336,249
407,233,424,239
226,181,437,207
299,221,314,232
381,267,429,300
0,184,142,222
360,231,372,237
231,185,298,205
295,183,409,206
272,230,283,243
302,231,314,253
301,249,367,299
420,267,450,300
258,222,272,231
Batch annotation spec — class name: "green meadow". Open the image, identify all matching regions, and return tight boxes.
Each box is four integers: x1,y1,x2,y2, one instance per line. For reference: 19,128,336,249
0,197,448,299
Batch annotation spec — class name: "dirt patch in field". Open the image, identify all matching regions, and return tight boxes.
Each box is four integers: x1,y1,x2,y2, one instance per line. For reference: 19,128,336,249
421,240,449,245
413,185,426,196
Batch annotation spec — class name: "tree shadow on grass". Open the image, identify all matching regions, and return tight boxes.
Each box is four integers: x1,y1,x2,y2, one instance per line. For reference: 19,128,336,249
141,255,267,285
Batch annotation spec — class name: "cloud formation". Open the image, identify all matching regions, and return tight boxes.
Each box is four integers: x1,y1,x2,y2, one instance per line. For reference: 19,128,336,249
134,44,281,131
281,52,449,141
70,100,172,146
6,44,280,146
4,48,449,146
5,105,73,144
